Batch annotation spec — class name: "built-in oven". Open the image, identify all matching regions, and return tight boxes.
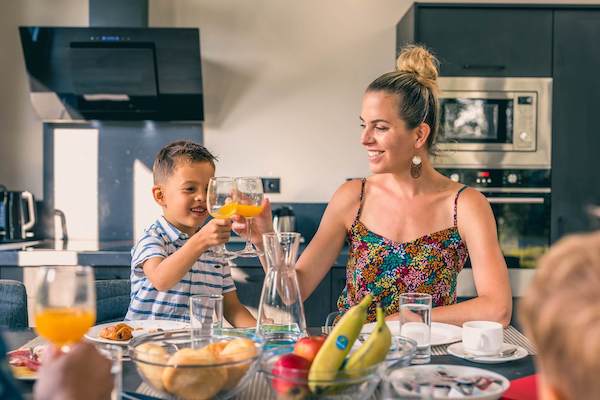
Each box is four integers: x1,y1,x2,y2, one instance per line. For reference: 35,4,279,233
433,77,552,169
440,168,551,269
440,168,550,297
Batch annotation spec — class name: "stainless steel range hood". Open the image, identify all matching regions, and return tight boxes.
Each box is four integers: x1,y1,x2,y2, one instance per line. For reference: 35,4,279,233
19,1,204,121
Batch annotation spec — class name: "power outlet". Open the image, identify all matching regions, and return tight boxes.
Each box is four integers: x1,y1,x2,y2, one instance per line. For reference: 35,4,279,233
262,177,280,193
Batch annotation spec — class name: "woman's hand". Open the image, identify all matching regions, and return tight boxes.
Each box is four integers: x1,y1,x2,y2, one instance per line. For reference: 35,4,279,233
232,198,274,248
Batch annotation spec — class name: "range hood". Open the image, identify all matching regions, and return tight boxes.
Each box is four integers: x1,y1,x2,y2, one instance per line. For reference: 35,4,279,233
19,27,204,121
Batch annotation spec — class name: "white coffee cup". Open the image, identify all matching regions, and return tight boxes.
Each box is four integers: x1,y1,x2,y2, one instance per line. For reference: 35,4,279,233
462,321,504,356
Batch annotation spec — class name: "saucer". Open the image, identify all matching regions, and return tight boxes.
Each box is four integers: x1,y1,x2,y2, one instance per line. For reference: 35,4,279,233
447,342,528,364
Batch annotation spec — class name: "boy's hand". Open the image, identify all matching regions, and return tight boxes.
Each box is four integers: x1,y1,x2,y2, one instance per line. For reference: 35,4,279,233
195,218,232,251
232,198,274,249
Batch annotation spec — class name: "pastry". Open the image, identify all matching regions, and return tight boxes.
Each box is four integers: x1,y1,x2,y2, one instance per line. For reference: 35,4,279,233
135,342,168,391
99,322,133,341
162,347,228,400
219,338,257,390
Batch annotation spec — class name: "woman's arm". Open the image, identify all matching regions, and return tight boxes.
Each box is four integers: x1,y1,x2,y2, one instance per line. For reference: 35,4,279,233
432,188,512,327
234,181,359,302
222,291,256,328
294,181,360,301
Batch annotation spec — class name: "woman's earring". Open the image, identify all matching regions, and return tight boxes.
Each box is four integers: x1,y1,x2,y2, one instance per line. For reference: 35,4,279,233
410,155,422,179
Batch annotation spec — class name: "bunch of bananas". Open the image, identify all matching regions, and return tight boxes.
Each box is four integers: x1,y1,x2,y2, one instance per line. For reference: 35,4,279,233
308,294,391,394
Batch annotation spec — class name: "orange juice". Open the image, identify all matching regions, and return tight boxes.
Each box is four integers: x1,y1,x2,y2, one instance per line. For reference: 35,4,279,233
210,202,238,219
35,308,96,346
236,204,264,218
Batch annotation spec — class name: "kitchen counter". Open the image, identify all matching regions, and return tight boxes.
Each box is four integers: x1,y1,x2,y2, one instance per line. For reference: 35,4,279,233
0,240,531,298
0,239,350,268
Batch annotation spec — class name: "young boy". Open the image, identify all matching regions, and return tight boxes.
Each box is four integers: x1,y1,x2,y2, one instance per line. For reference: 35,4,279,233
520,231,600,400
125,141,255,327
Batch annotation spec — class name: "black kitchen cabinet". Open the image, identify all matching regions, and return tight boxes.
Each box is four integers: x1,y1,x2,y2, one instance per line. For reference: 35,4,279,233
230,266,265,315
304,273,332,328
231,266,335,328
551,10,600,240
397,5,553,77
330,268,347,314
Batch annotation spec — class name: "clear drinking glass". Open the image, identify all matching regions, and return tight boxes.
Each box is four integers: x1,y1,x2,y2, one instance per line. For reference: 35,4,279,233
34,266,96,352
235,176,264,258
399,292,432,364
189,293,224,342
256,232,306,345
97,344,123,400
206,176,238,259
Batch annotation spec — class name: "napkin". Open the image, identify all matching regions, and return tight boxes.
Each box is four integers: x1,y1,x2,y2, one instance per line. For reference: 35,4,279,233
502,374,538,400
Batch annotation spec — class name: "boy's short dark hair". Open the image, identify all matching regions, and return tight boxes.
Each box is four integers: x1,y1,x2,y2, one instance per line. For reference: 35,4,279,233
153,141,217,184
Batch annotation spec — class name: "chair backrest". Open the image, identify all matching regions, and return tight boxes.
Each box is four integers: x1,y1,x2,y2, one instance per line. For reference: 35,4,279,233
0,280,28,329
95,279,131,324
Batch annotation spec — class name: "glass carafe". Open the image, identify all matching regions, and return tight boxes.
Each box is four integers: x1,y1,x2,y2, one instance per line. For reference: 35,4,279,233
256,232,307,345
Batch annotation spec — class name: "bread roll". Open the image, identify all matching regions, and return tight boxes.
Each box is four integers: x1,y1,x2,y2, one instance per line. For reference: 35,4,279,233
135,343,168,391
162,347,228,400
219,338,257,390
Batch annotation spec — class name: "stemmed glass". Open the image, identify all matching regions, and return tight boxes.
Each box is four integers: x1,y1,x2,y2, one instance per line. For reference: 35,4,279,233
34,266,96,352
206,176,238,259
235,176,264,257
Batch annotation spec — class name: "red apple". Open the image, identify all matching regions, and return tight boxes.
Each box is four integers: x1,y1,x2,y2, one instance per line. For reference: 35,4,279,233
271,353,311,400
293,335,326,364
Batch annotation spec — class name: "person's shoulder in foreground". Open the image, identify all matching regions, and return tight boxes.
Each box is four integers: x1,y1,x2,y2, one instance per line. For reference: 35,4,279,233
520,230,600,400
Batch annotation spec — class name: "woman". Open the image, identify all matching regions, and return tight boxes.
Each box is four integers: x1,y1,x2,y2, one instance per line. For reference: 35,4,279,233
238,45,511,326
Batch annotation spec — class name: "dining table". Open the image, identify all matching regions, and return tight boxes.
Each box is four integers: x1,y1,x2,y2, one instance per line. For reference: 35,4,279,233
4,326,536,399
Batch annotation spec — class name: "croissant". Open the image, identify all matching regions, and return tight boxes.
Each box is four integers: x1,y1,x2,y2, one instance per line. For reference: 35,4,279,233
99,323,133,341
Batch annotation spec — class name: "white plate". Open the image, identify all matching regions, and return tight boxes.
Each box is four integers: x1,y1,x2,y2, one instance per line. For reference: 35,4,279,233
386,364,510,400
447,342,528,364
361,321,462,346
85,319,189,346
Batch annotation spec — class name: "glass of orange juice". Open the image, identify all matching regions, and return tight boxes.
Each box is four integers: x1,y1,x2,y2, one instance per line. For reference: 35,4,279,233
235,176,264,257
34,266,96,351
206,176,238,259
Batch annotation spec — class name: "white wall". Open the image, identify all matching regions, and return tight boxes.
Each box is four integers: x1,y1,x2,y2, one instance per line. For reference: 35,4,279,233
2,0,600,202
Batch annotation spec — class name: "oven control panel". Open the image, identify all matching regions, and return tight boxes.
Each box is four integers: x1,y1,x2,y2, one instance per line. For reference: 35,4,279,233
438,168,551,188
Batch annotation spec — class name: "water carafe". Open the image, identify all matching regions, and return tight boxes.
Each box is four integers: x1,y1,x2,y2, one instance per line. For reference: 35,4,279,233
256,232,307,344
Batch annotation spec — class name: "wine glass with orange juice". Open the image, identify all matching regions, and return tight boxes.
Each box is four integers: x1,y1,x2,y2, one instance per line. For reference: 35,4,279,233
235,176,264,257
206,176,238,258
34,266,96,351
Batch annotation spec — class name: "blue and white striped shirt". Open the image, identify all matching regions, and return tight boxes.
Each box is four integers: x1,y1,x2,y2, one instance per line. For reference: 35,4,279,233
125,216,236,322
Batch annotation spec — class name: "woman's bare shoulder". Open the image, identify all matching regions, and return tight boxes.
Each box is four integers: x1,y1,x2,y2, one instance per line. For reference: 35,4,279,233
325,178,364,221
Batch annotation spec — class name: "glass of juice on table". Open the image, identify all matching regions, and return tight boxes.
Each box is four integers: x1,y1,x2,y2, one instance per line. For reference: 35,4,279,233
206,176,238,259
235,176,264,257
34,266,96,351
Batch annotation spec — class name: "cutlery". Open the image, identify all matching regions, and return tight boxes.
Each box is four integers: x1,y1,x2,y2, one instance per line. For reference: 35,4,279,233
464,345,518,360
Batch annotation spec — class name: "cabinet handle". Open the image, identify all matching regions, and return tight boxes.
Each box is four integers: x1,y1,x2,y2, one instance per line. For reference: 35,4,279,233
462,64,506,71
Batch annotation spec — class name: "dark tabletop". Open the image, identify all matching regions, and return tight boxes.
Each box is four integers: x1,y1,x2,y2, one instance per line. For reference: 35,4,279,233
3,328,536,399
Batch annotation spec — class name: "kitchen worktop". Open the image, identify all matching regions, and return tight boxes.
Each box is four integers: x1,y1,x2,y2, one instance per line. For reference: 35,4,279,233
0,239,350,267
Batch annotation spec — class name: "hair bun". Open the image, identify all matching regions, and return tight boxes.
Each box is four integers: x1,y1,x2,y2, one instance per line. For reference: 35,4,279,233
396,45,439,83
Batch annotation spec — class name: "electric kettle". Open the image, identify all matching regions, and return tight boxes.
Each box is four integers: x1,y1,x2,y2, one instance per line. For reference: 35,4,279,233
0,186,36,242
272,206,295,233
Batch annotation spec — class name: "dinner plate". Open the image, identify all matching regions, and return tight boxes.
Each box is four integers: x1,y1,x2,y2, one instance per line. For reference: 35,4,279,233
361,321,462,346
85,319,189,345
447,342,528,364
385,364,510,400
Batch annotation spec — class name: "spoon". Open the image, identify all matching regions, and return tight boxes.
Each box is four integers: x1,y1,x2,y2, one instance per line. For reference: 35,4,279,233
463,345,518,360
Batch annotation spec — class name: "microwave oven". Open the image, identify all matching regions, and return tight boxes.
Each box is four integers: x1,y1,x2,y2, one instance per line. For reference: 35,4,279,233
433,77,552,169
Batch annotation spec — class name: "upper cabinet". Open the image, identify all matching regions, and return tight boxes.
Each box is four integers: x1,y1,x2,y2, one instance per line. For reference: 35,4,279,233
397,5,553,77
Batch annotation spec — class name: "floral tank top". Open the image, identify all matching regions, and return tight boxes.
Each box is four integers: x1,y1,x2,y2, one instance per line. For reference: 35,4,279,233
336,179,469,322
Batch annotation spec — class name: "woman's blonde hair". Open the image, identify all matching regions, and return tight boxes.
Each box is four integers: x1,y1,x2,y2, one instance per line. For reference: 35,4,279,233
367,44,440,154
520,231,600,400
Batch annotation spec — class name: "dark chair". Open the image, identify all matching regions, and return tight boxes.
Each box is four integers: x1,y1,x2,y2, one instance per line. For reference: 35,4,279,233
95,279,131,324
0,280,28,329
